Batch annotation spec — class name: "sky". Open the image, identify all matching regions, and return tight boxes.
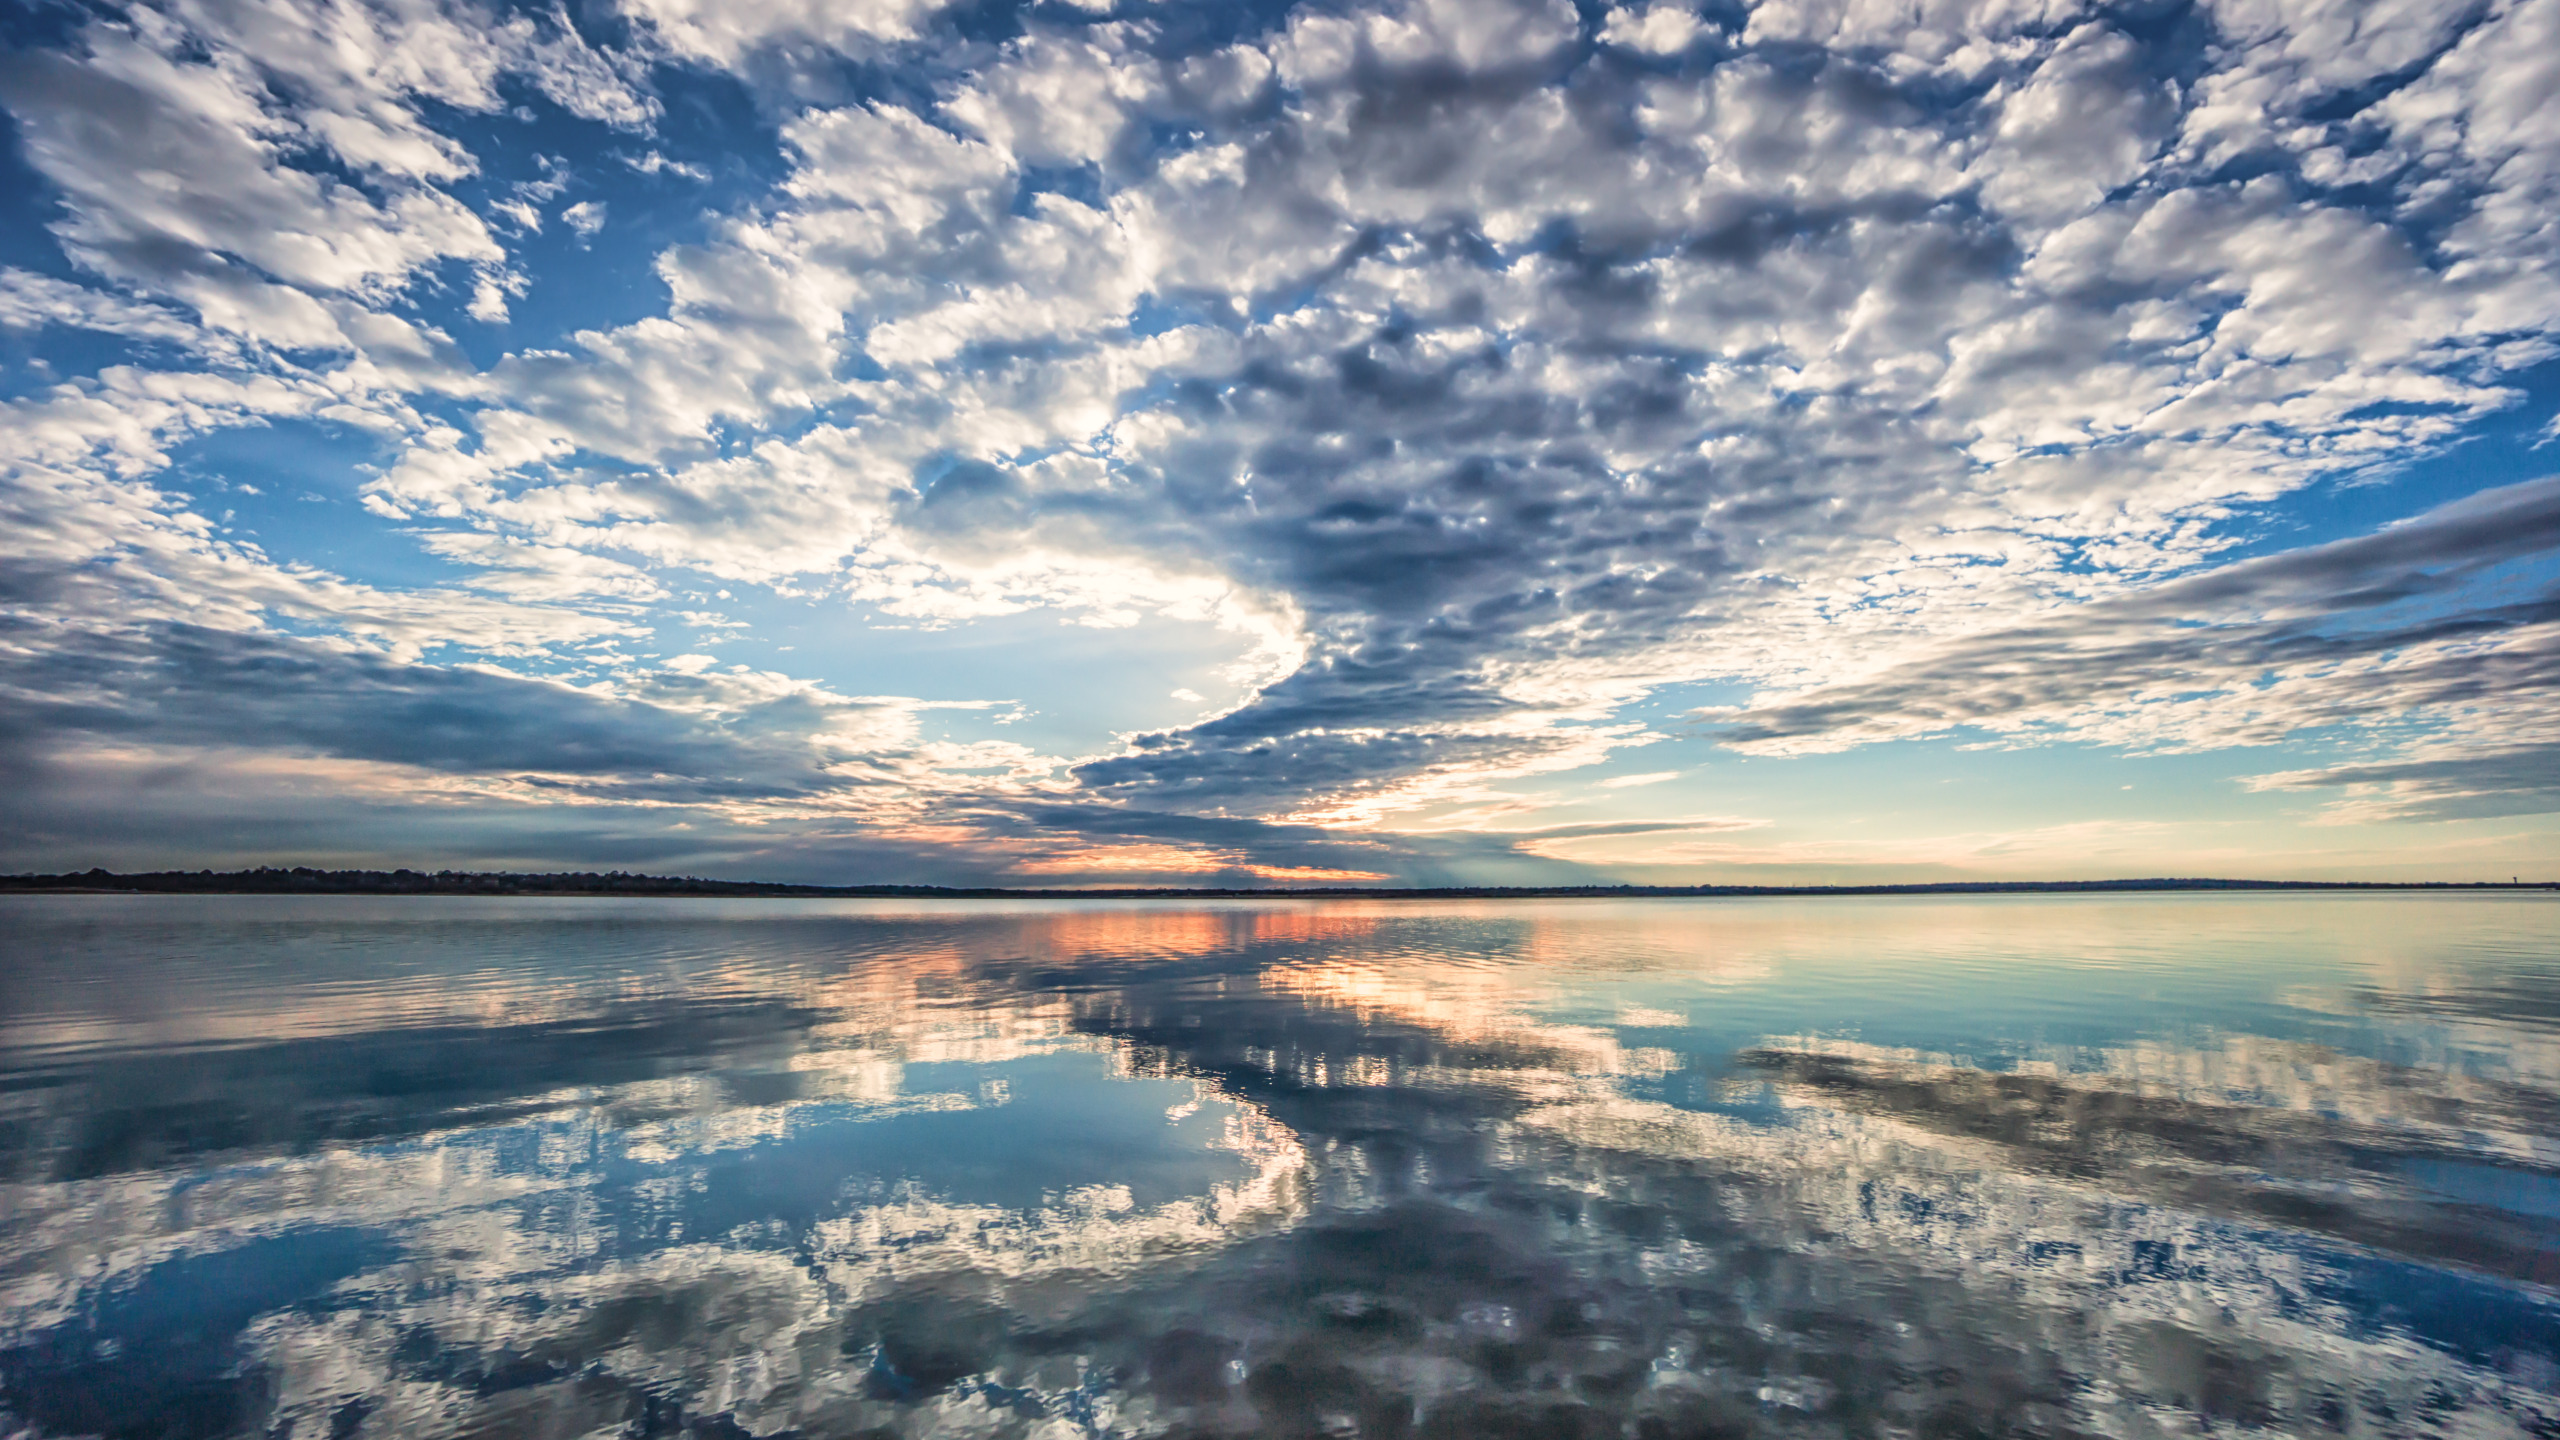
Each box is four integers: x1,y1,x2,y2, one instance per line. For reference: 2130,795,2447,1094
0,0,2556,887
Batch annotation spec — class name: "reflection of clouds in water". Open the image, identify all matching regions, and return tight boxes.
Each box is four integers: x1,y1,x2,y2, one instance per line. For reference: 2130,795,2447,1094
0,953,1310,1439
236,1101,1306,1439
1,1044,1309,1438
2275,980,2560,1097
1257,956,1689,1088
0,898,2555,1437
1139,923,2560,1435
1753,1032,2560,1170
1512,1095,2560,1438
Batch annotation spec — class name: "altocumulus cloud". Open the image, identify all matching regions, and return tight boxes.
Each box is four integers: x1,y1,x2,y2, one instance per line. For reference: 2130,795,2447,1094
0,0,2556,882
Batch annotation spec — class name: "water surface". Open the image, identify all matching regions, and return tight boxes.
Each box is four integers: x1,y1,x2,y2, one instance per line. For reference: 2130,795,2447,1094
0,894,2555,1438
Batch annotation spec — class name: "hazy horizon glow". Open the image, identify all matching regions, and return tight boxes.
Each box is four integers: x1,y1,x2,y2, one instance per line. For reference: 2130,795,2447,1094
2,0,2558,885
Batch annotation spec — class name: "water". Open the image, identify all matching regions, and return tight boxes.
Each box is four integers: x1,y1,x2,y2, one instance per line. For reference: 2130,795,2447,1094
0,893,2554,1439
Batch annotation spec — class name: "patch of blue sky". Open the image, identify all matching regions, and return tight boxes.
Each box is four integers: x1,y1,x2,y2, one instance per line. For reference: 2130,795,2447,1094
670,587,1267,760
1127,0,1317,56
162,420,467,591
2214,354,2560,563
1584,734,2336,850
1138,118,1212,159
1013,162,1106,216
1622,676,1758,717
0,111,72,278
0,2,84,55
0,319,195,399
408,62,786,366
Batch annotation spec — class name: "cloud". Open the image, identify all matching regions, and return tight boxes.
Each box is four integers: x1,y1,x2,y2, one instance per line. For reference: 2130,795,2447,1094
0,267,212,349
489,0,2556,827
1598,4,1705,56
2247,741,2560,823
616,0,961,71
3,0,2559,874
0,621,878,799
417,531,667,600
1709,474,2560,816
0,0,652,351
560,199,608,240
1501,815,1768,862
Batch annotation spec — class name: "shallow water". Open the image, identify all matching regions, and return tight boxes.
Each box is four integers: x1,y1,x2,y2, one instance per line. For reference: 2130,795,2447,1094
0,893,2554,1439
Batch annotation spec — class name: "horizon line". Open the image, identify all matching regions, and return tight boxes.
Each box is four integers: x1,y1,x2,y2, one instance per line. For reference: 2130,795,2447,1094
3,867,2552,899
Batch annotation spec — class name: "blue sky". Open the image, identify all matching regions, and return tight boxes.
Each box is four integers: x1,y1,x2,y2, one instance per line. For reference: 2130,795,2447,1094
1,0,2557,885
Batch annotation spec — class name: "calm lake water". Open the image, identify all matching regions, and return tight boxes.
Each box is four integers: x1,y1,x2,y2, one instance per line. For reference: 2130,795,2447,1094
0,894,2555,1439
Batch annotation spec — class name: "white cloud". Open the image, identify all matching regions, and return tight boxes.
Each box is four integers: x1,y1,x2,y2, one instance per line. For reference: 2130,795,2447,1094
1599,5,1706,54
0,0,658,358
418,530,667,601
560,200,609,241
0,267,212,350
625,149,710,180
0,25,499,317
616,0,960,68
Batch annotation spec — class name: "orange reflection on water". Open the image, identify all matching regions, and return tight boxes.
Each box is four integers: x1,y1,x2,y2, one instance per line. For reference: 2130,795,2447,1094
983,902,1389,963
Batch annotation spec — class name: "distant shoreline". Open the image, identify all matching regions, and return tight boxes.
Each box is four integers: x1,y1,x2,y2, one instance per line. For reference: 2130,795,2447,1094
2,867,2551,899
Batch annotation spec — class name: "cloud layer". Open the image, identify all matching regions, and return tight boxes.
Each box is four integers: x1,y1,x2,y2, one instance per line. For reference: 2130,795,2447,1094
2,0,2557,879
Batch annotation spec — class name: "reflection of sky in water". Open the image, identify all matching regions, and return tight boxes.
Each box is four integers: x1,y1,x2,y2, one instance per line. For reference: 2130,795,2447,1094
0,894,2554,1438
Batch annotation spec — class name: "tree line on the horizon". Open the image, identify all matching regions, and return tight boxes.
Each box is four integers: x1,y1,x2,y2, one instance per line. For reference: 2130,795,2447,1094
0,867,2546,897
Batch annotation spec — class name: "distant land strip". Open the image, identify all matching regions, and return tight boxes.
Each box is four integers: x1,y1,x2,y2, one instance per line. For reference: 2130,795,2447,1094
2,868,2552,898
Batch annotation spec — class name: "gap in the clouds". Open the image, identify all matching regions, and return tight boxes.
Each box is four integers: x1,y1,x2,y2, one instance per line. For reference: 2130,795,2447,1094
941,0,1038,46
2216,356,2560,563
2087,0,2204,48
0,4,85,54
1631,676,1759,716
1139,118,1213,159
164,420,461,591
0,104,80,279
940,0,1286,49
1012,163,1106,216
678,592,1265,761
1126,293,1239,340
410,67,787,368
0,319,201,400
1121,0,1313,54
